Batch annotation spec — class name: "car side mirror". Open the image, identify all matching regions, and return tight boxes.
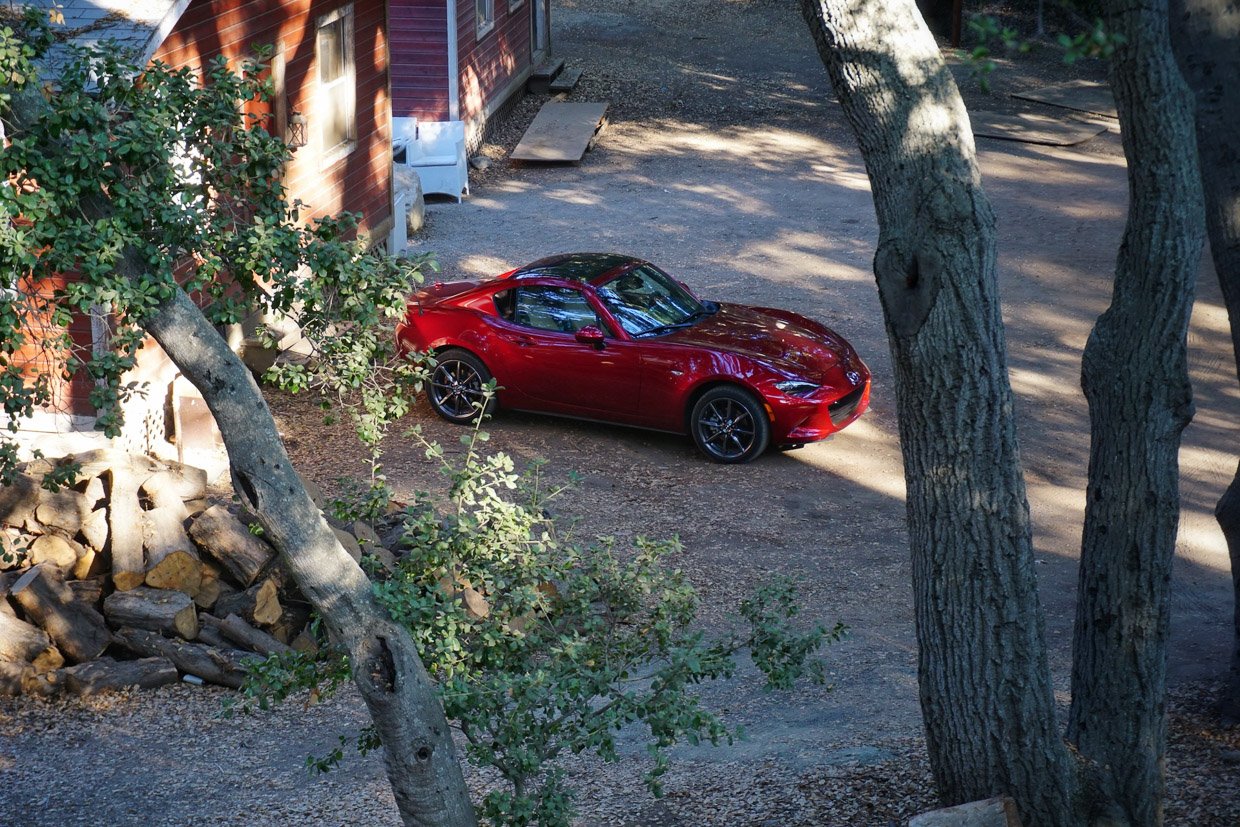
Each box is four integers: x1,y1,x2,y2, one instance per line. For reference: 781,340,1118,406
575,325,606,349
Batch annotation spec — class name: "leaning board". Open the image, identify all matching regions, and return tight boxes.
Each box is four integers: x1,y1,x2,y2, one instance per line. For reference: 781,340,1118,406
1011,80,1118,119
511,102,609,162
970,111,1106,147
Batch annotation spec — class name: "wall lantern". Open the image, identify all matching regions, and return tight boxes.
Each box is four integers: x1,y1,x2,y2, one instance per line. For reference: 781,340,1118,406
287,111,308,149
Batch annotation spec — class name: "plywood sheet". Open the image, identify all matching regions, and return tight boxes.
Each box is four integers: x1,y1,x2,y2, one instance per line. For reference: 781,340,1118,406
511,102,609,163
971,111,1106,147
1011,80,1118,119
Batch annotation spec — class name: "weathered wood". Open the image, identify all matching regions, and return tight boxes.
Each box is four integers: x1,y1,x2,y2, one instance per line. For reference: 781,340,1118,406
140,464,208,503
0,660,32,695
103,586,198,639
200,612,292,656
142,477,200,595
28,534,82,570
0,473,38,527
107,462,146,591
0,530,25,571
214,577,281,627
0,612,64,670
332,525,363,562
113,627,256,689
59,655,179,695
35,488,87,535
267,601,311,645
79,507,109,553
910,797,1023,827
10,564,111,663
68,576,106,608
189,504,275,587
194,561,224,609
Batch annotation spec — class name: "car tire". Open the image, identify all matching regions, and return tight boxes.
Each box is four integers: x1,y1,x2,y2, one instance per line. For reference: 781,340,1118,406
690,386,770,464
428,349,496,425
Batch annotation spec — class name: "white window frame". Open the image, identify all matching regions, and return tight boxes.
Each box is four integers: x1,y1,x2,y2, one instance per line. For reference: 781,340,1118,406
476,0,496,39
508,0,524,12
316,4,357,163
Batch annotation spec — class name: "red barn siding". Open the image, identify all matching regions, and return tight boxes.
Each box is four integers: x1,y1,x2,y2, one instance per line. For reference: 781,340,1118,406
390,0,451,122
457,0,533,127
153,0,393,239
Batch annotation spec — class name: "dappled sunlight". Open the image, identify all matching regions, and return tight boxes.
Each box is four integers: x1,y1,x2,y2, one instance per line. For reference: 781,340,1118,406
543,188,605,207
734,230,875,288
791,418,906,502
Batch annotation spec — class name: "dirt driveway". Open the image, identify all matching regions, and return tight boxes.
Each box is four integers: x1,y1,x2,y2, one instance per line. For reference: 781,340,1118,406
2,0,1237,824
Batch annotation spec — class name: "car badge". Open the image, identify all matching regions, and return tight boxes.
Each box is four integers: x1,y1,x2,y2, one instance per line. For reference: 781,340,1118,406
846,370,862,385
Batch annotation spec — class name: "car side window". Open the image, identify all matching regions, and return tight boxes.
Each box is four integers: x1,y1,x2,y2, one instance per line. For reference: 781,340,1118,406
512,286,608,335
494,289,516,320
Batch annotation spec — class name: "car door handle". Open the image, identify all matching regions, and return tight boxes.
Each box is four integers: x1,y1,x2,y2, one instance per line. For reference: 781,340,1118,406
514,335,536,347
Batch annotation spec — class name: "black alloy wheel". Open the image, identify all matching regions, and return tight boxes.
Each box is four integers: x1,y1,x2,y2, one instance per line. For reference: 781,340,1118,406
428,349,495,424
690,386,770,463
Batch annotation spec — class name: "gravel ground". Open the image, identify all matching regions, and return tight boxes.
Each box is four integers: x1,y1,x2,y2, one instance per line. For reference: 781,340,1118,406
4,0,1240,824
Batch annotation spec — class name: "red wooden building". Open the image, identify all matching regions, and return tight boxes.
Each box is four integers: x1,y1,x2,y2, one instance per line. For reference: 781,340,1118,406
389,0,550,151
16,0,394,471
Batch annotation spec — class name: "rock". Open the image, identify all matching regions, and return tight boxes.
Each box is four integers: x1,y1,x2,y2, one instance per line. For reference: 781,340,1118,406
469,155,491,171
394,164,425,235
909,797,1022,827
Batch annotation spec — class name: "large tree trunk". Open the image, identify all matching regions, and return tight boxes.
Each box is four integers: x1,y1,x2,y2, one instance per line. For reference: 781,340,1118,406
140,289,477,827
1067,0,1205,823
1168,0,1240,723
797,1,1079,823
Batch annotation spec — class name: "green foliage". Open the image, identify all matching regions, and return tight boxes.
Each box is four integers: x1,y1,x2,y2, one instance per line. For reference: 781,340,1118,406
1058,19,1125,63
243,419,844,827
962,15,1031,93
0,14,421,480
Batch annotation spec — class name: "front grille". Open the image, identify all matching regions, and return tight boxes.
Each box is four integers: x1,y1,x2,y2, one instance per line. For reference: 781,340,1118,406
828,384,866,426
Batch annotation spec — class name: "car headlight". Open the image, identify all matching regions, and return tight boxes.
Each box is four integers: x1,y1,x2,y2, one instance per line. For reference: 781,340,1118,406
775,380,819,397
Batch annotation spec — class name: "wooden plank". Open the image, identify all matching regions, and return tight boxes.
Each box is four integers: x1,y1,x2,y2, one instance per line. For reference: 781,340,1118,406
970,111,1105,147
549,67,584,94
1011,80,1118,119
511,102,610,163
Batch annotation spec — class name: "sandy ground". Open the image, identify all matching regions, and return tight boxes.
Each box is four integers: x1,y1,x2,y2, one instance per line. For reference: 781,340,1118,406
2,0,1238,824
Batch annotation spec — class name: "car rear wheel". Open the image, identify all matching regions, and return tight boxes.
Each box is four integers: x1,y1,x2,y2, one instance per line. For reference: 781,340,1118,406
428,349,495,424
690,386,770,464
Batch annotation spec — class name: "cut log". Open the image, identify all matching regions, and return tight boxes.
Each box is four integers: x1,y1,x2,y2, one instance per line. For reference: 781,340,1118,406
194,561,224,609
0,611,63,669
104,586,198,639
11,564,111,663
910,797,1023,827
35,488,86,535
107,462,145,591
193,614,232,649
0,473,38,527
68,576,106,608
200,612,292,656
113,627,257,689
72,541,105,580
142,477,200,595
140,464,207,502
214,577,281,627
79,507,109,553
0,660,32,695
267,601,311,645
188,504,275,587
290,628,319,655
59,656,179,695
28,533,82,570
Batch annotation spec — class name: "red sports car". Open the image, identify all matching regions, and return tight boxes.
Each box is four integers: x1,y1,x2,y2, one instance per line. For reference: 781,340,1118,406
396,253,870,463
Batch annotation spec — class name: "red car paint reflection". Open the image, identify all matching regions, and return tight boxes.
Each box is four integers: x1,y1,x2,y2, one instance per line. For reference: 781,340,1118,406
396,253,870,463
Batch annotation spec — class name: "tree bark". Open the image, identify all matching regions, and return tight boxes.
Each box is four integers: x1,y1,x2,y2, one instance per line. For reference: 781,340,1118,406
797,1,1078,823
1068,1,1205,822
141,289,476,827
1168,0,1240,723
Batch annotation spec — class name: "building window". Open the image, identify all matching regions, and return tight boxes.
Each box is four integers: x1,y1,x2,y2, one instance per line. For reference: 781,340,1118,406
317,5,356,155
476,0,495,38
508,0,523,11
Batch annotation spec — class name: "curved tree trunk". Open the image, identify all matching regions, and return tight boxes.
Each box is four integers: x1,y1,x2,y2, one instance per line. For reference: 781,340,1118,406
141,289,477,827
797,1,1078,823
1169,0,1240,723
1068,0,1204,822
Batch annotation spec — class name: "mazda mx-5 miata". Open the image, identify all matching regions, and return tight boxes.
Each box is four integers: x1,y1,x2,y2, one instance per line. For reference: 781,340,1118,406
396,253,870,463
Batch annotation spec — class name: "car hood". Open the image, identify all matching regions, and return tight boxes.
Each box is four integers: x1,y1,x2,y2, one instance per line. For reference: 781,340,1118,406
663,304,851,380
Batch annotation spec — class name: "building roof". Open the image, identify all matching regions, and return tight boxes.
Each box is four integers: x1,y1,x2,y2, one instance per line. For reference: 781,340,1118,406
19,0,192,75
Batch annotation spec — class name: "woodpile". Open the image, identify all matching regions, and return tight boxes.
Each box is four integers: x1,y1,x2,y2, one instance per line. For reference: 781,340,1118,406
0,449,387,697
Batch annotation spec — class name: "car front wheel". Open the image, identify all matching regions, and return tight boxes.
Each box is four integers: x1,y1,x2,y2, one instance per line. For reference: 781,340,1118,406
690,386,770,464
428,349,495,424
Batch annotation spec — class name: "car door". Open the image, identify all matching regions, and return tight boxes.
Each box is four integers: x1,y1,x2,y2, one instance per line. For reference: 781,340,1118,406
490,284,644,419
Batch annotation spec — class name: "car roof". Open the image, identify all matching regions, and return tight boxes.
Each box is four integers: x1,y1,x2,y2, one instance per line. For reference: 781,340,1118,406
509,253,641,283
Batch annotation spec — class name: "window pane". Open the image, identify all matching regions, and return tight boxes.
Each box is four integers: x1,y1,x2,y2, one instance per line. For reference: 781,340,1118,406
318,19,344,83
514,287,600,333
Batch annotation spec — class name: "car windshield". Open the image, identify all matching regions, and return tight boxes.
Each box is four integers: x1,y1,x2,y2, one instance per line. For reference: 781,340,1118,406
596,264,707,337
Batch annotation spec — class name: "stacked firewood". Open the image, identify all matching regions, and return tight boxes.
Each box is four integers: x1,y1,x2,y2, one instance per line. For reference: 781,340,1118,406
0,449,386,697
